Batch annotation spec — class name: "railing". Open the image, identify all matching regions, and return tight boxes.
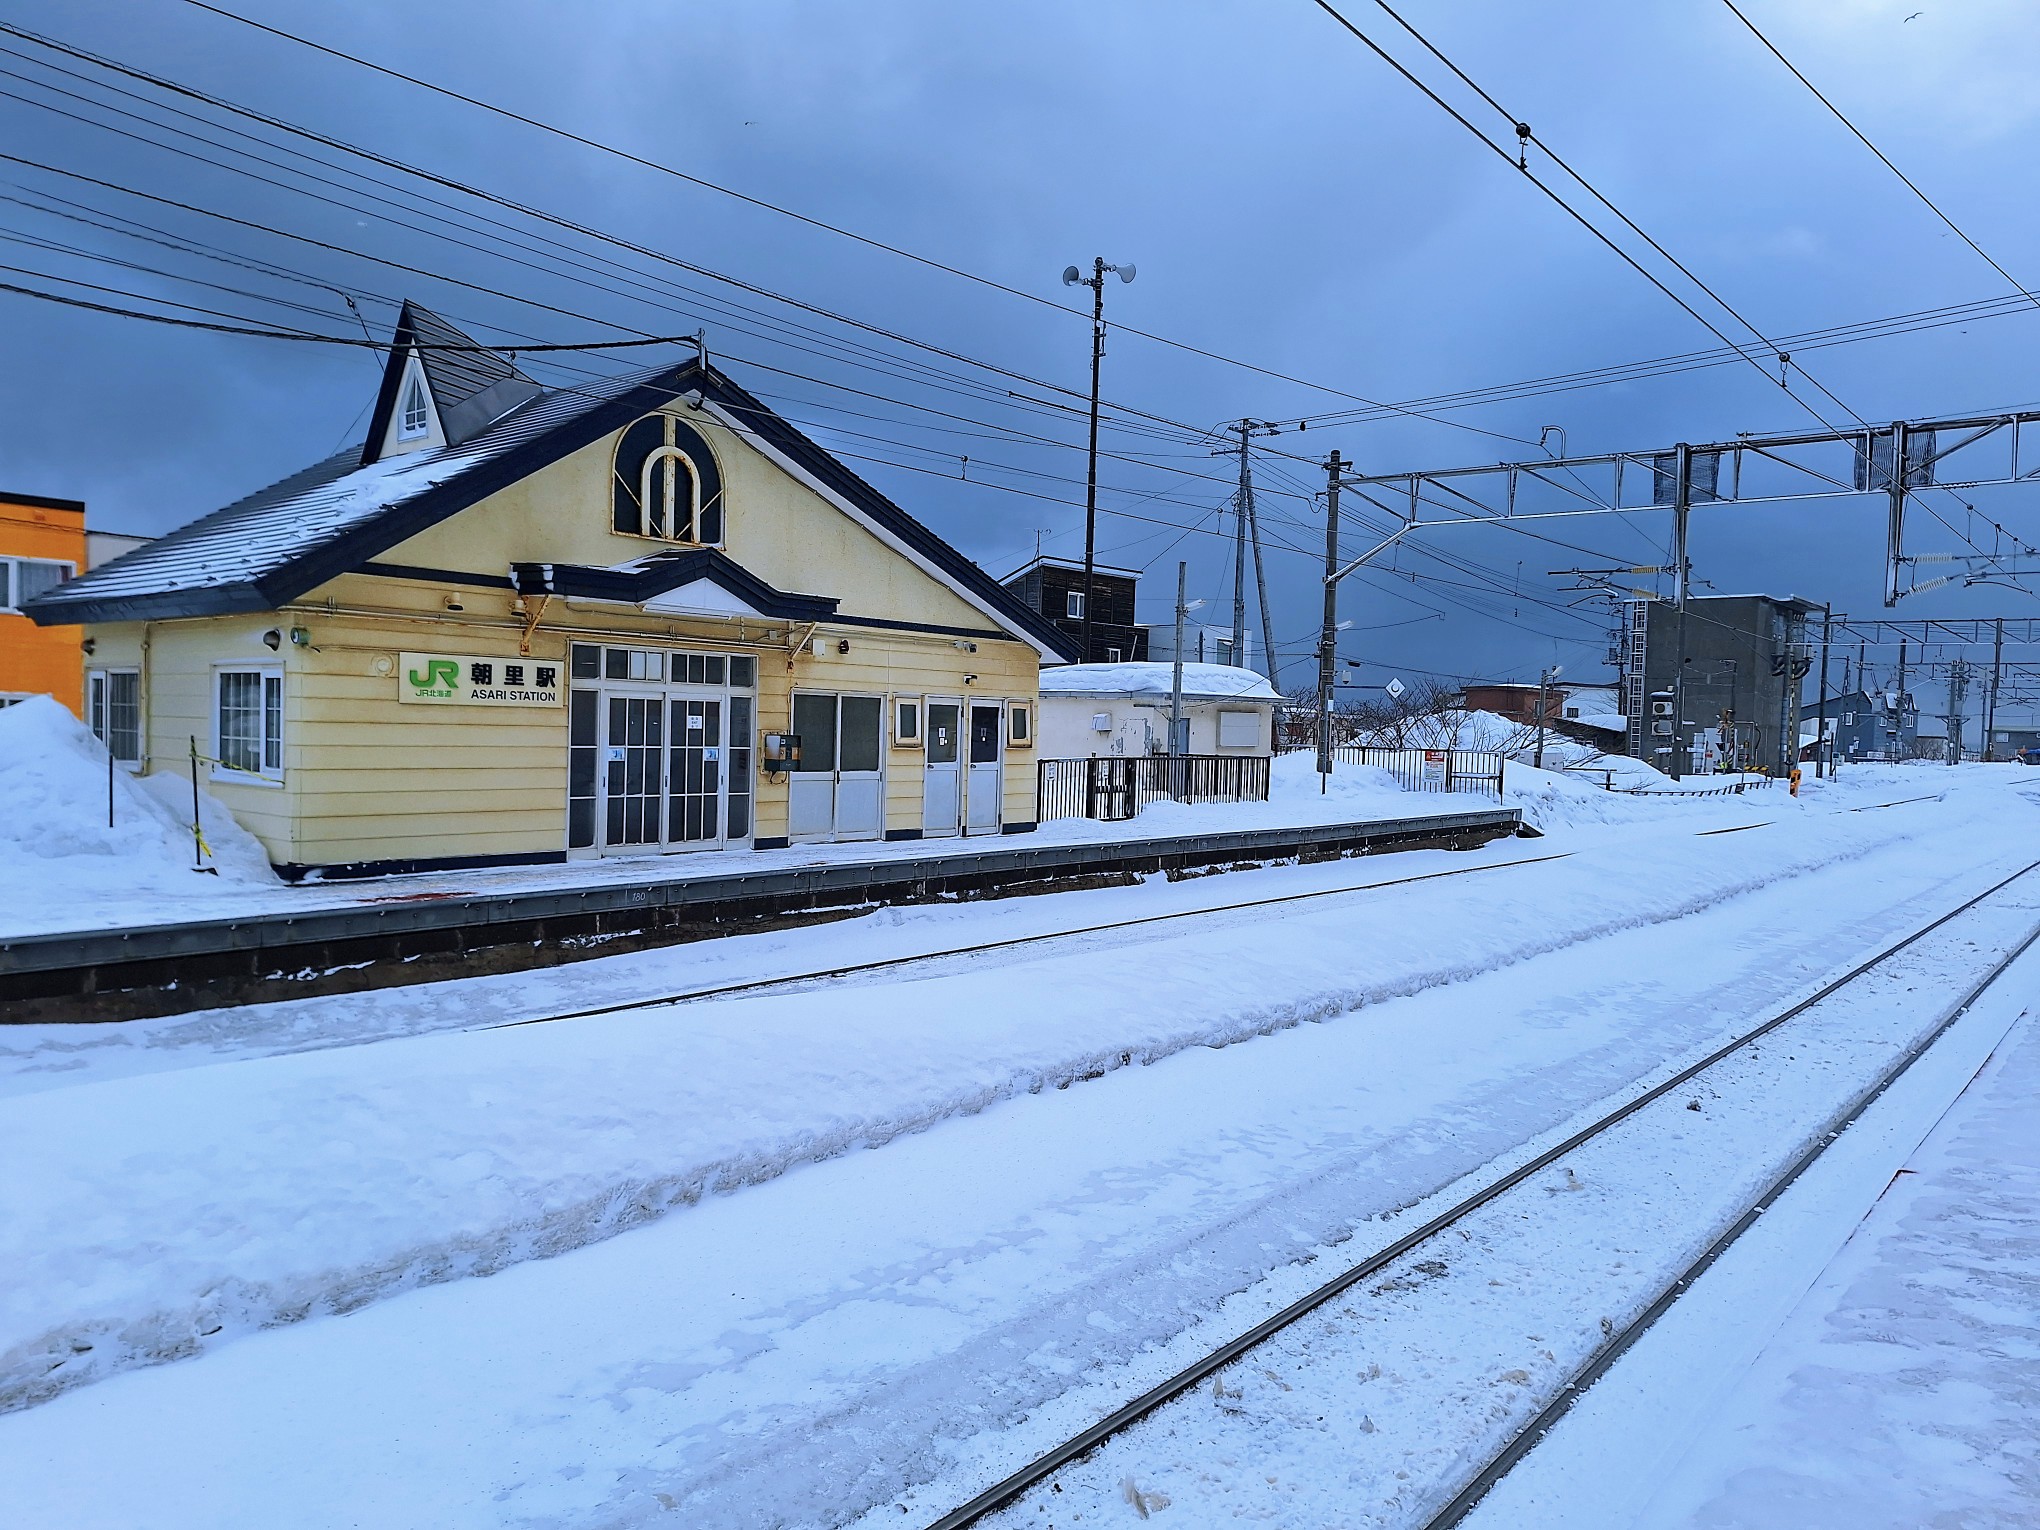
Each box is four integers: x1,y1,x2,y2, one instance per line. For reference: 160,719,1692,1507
1037,754,1271,823
1321,745,1506,800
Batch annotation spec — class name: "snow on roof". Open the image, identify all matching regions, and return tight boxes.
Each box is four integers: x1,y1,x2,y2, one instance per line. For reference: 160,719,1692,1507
27,366,656,618
1039,662,1279,703
1572,713,1629,733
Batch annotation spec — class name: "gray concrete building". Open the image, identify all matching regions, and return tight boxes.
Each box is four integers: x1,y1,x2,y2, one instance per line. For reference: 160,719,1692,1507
1621,593,1820,775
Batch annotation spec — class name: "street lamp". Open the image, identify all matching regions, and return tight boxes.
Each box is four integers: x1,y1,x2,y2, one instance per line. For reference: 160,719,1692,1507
1062,257,1136,662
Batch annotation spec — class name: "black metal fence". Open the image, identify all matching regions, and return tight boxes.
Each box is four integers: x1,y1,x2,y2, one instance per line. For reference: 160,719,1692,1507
1037,754,1272,823
1317,745,1506,799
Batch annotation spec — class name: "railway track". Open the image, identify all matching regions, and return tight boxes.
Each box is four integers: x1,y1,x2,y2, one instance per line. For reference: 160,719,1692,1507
923,856,2040,1530
479,793,1949,1038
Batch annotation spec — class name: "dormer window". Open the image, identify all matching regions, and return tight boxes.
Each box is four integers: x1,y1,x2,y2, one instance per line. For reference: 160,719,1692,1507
399,374,430,439
613,413,725,545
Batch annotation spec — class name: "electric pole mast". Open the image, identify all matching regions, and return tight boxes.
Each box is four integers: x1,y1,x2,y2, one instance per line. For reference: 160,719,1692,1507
1670,443,1693,780
1231,425,1250,668
1217,419,1282,682
1059,257,1135,662
1317,451,1344,789
1986,617,2004,759
1947,658,1970,765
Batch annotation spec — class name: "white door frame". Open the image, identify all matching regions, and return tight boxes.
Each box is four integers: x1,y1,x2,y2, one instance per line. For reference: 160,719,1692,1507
923,695,963,838
965,698,1004,836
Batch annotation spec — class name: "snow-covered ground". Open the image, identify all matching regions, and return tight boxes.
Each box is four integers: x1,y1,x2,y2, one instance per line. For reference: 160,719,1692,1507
0,764,2032,1527
1464,1000,2040,1530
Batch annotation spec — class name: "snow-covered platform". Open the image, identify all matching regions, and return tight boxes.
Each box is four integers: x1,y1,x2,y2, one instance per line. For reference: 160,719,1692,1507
1,801,1521,1016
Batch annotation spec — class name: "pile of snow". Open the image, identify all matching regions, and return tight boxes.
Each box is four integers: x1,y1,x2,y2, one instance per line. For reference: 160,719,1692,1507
0,698,276,902
1040,662,1279,702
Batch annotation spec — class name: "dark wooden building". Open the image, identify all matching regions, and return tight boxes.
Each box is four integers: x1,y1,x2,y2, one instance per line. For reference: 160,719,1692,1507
1000,555,1147,664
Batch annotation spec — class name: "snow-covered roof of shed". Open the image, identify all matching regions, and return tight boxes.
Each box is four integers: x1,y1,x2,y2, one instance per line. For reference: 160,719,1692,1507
1571,712,1628,733
1039,662,1280,703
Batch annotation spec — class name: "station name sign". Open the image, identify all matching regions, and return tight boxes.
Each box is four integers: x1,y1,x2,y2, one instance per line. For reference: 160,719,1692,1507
398,652,563,707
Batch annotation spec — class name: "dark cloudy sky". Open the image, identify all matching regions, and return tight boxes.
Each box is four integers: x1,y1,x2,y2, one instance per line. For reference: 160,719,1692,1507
3,0,2037,727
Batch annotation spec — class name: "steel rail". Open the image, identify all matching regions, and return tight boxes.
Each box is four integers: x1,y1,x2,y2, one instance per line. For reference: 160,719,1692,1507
921,857,2040,1530
474,849,1576,1034
1423,873,2040,1528
475,792,1946,1037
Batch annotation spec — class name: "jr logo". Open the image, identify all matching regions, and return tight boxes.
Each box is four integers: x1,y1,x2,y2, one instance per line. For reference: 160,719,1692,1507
409,659,459,691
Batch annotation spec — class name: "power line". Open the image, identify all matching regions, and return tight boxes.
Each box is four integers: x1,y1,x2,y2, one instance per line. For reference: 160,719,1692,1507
1720,1,2040,312
13,14,1534,448
1309,0,2024,576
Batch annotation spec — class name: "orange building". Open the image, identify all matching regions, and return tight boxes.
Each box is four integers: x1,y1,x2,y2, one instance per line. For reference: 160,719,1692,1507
1,491,88,714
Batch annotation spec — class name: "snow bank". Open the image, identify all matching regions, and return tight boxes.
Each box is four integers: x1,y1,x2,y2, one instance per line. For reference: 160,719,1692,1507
0,802,1940,1411
0,699,275,905
1040,661,1279,701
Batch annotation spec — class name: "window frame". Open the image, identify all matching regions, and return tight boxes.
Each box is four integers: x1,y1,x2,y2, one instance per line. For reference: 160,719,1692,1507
1007,701,1032,748
212,664,286,786
638,445,703,543
1065,589,1084,619
893,695,923,749
611,413,725,549
0,555,76,613
86,666,143,768
398,373,431,439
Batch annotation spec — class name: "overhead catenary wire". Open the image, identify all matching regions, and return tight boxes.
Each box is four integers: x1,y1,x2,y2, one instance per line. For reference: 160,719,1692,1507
1309,0,2027,574
1719,0,2040,313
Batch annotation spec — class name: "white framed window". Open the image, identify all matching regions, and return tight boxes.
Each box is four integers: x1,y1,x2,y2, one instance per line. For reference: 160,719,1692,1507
215,667,284,782
87,668,142,766
894,695,923,747
1105,646,1123,663
0,556,74,613
1065,590,1084,619
399,373,431,439
1008,701,1032,747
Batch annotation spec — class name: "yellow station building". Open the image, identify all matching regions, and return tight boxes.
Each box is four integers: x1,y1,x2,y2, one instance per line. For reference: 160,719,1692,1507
28,303,1076,878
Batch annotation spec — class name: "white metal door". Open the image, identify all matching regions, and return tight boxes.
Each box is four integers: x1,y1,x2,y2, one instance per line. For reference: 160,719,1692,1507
923,698,962,837
834,694,884,841
966,700,1003,834
788,692,837,843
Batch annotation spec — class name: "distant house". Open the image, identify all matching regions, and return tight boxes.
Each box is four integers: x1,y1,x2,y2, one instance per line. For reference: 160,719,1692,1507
1147,620,1252,671
1459,683,1561,726
1038,662,1277,758
0,491,152,720
1802,687,1919,762
1000,555,1146,664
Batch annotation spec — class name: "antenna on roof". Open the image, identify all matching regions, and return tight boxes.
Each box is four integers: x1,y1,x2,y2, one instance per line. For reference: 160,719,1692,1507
692,328,709,374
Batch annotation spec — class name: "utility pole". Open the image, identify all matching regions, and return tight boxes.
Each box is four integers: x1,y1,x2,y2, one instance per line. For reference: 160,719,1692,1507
1986,617,2004,759
1896,639,1909,757
1317,450,1344,790
1230,426,1250,668
1947,658,1970,765
1816,605,1834,778
1170,560,1188,764
1217,419,1281,682
1670,443,1693,780
1060,257,1135,662
1248,474,1279,687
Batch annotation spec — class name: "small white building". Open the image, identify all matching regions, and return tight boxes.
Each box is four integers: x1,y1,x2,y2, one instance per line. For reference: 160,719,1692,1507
1038,662,1278,758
